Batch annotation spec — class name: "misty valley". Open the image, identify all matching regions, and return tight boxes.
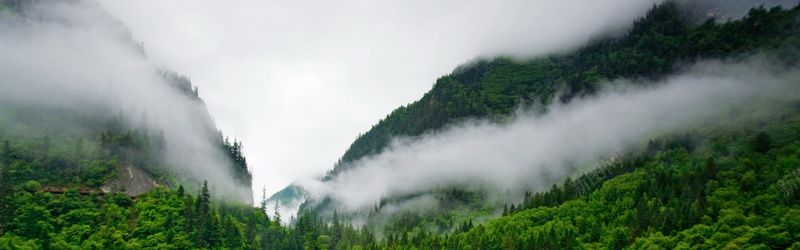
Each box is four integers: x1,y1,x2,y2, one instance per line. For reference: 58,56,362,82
2,0,800,249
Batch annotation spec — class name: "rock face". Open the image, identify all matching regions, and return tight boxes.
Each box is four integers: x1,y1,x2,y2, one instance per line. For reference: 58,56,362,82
102,165,159,195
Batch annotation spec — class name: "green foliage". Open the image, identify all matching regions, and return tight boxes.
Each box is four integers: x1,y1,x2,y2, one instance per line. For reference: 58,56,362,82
0,99,251,197
305,3,800,249
388,104,800,249
0,184,296,249
4,1,800,249
327,1,800,180
222,137,252,188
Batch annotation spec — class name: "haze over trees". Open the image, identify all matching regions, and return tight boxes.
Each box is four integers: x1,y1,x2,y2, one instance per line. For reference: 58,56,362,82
271,1,800,249
0,0,252,202
2,0,800,249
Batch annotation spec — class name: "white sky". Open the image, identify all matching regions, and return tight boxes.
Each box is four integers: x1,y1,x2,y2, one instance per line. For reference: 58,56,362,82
96,0,660,203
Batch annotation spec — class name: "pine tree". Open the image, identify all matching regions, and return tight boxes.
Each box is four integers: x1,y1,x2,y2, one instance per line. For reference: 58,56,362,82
331,210,342,248
75,138,84,182
177,185,185,198
154,129,167,163
0,140,14,235
704,156,716,181
183,194,195,234
195,180,212,248
274,200,281,227
165,211,175,244
245,216,257,247
260,186,267,215
0,155,11,234
754,131,772,154
610,228,629,250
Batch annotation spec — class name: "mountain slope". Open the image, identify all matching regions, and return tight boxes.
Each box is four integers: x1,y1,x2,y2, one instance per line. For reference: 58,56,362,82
2,0,800,249
330,0,800,177
0,0,252,203
272,0,800,214
257,2,800,248
397,89,800,249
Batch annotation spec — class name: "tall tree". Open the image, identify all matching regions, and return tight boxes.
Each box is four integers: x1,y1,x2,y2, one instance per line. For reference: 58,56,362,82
75,138,84,182
195,180,212,248
0,152,11,234
260,186,267,214
274,200,281,227
754,131,772,154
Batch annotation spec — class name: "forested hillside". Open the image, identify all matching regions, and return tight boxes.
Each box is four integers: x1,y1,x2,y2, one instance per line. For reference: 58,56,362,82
330,1,800,177
269,1,800,248
271,0,800,204
373,83,800,249
3,0,800,249
0,0,252,201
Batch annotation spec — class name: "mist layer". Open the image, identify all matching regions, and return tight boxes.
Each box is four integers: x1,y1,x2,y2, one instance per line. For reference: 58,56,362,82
298,60,800,211
0,1,251,202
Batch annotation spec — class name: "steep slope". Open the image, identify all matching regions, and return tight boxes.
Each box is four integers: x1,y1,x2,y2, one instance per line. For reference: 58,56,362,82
2,1,799,249
0,0,252,203
329,0,800,178
254,2,800,248
272,0,800,213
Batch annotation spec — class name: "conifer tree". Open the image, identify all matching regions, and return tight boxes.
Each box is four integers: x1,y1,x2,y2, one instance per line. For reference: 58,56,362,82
0,158,11,234
274,200,281,227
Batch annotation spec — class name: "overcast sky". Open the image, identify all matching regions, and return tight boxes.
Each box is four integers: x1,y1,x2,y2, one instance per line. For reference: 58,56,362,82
96,0,661,202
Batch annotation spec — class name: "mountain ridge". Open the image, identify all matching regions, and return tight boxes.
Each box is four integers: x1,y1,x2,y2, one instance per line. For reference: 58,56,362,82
269,0,800,211
0,0,253,204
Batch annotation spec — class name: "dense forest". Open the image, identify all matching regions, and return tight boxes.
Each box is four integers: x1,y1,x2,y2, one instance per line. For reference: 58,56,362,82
3,0,800,249
328,1,800,177
272,1,799,249
0,72,252,195
0,0,252,197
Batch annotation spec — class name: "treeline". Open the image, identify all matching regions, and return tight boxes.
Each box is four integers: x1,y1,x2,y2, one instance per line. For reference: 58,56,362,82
328,2,800,178
391,102,800,249
310,2,800,247
2,110,165,189
0,109,152,188
4,103,799,249
4,1,800,249
0,86,251,194
300,1,800,240
222,137,253,189
0,180,378,249
0,0,252,194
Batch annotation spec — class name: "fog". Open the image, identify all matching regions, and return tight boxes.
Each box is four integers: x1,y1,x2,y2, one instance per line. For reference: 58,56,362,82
96,0,665,203
0,1,251,203
297,60,800,212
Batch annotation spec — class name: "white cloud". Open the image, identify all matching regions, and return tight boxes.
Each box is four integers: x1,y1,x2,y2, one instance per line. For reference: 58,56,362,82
298,61,800,211
96,0,664,203
0,1,251,202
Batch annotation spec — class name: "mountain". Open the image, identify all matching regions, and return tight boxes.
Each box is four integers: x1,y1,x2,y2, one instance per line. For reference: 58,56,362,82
271,0,800,216
3,0,800,249
275,2,800,248
0,0,252,203
260,1,800,248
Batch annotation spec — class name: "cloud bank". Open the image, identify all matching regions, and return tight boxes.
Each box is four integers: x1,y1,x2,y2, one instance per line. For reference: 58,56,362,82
96,0,666,202
0,1,251,202
297,60,800,212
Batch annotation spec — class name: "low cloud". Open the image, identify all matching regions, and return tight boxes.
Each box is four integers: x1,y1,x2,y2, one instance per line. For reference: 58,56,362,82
0,1,250,202
297,60,800,212
95,0,666,200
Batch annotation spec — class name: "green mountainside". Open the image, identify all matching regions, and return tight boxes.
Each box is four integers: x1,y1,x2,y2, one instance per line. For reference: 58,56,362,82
0,0,251,200
269,0,800,206
268,1,800,249
330,0,800,178
2,0,800,249
271,0,800,207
